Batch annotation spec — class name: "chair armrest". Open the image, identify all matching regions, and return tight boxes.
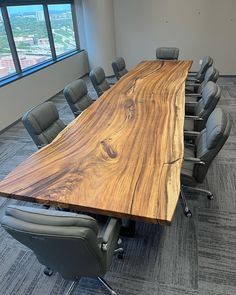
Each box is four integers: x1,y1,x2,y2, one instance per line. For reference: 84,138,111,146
74,111,82,116
184,130,200,138
185,115,203,121
187,77,199,82
184,157,205,165
184,142,195,148
100,218,121,251
38,144,47,149
185,101,198,106
186,93,202,97
108,82,116,85
185,83,200,87
188,71,197,74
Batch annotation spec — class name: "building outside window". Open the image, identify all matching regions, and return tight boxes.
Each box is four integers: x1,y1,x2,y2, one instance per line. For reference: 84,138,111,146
7,5,52,70
0,10,16,78
48,4,76,56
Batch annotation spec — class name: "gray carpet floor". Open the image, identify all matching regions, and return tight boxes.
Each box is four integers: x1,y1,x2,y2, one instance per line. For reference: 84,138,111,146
0,76,235,295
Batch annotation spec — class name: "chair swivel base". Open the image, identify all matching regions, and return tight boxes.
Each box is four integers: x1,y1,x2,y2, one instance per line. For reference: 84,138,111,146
114,247,124,259
180,186,192,218
44,267,53,276
98,277,117,295
182,185,214,200
44,269,117,295
65,277,117,295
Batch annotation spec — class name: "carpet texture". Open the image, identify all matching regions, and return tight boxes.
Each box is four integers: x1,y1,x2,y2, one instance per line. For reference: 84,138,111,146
0,76,235,295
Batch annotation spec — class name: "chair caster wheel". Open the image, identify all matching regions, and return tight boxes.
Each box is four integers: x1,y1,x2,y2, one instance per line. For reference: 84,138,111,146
44,267,53,276
118,252,124,259
184,210,192,218
207,194,213,200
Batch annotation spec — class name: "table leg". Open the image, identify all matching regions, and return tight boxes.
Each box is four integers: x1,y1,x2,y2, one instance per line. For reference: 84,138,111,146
120,220,136,237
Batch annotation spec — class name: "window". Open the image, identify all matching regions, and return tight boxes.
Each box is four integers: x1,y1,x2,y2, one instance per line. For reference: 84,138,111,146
0,10,16,79
0,1,79,84
7,5,52,70
48,4,76,56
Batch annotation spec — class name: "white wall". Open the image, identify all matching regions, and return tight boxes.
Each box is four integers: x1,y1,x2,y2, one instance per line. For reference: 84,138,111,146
75,0,116,75
113,0,236,74
0,51,89,131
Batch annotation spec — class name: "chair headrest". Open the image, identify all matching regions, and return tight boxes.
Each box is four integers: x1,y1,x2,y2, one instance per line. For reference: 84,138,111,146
90,67,106,85
4,205,99,234
200,56,213,72
156,47,179,60
22,102,59,135
206,108,229,149
115,57,126,71
202,81,221,109
64,79,88,104
204,66,219,84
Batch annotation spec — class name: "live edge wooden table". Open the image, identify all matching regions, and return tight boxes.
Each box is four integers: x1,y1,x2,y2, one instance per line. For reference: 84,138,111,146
0,60,192,226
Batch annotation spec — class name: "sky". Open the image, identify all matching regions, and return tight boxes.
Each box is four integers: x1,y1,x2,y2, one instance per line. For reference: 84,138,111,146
8,4,70,14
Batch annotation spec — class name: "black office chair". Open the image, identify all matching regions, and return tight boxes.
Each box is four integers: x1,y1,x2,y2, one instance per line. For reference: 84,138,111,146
156,47,179,60
180,108,232,217
186,66,219,95
22,101,66,149
1,205,124,295
187,56,213,83
63,79,94,118
184,81,221,132
89,67,110,97
111,57,128,80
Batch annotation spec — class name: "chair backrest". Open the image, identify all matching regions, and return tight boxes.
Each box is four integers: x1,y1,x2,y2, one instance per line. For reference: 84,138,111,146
22,101,65,149
195,81,221,125
1,206,108,280
194,108,231,182
195,56,214,83
89,67,110,97
156,47,179,60
111,57,128,80
197,66,219,94
63,79,94,117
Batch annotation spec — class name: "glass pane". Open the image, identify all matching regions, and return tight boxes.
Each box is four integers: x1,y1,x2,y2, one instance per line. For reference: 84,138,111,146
0,10,16,79
48,4,76,56
7,5,52,70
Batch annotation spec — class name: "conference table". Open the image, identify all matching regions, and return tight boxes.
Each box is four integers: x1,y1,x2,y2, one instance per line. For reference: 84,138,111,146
0,60,192,226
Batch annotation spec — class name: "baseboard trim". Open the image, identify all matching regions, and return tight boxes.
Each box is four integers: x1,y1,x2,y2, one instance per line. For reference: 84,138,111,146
0,119,21,135
0,72,90,134
219,75,236,78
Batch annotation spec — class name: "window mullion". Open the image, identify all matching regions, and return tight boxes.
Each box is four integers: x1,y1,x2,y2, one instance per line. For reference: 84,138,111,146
1,6,22,73
71,2,80,50
43,5,57,60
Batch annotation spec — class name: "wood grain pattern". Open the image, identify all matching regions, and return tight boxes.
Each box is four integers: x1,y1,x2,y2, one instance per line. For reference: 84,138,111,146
0,60,192,224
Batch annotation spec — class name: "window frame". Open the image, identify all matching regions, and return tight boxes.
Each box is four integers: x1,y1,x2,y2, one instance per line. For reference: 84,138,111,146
0,0,80,86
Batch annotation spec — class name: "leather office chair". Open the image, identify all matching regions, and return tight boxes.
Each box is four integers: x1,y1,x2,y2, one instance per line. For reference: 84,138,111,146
180,108,232,217
22,101,66,149
186,66,219,95
187,56,213,83
1,205,124,295
111,57,128,80
63,79,94,118
156,47,179,60
89,67,110,97
184,81,221,132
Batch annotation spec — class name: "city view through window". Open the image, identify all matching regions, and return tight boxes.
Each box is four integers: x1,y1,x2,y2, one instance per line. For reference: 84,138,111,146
49,4,76,56
0,11,16,78
0,4,77,80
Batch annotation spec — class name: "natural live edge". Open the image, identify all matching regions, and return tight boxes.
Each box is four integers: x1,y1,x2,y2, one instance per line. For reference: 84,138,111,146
3,191,171,225
0,60,192,224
